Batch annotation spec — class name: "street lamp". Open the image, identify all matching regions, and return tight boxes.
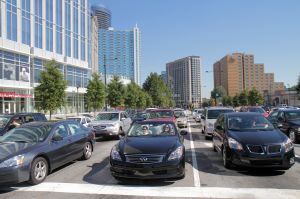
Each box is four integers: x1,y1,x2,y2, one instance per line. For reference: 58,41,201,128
103,54,118,111
76,85,79,116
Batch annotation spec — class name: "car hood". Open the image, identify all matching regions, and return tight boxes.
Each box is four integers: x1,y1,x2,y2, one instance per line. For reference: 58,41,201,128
90,120,119,126
177,117,187,122
228,129,286,145
0,142,36,162
119,136,179,155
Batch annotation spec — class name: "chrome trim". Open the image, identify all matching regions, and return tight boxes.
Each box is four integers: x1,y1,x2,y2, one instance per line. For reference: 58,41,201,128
246,145,264,155
125,154,165,164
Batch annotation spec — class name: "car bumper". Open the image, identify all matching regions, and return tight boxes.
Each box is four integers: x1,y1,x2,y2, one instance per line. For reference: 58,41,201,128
110,160,185,179
229,149,295,169
0,165,30,185
93,129,119,138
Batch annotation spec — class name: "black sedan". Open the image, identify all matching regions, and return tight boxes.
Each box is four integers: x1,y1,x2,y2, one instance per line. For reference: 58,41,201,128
110,120,187,180
212,112,295,169
268,109,300,143
0,121,95,185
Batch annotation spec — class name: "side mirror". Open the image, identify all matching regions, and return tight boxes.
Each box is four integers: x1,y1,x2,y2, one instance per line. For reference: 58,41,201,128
52,134,63,142
121,117,126,121
180,130,188,135
216,125,223,131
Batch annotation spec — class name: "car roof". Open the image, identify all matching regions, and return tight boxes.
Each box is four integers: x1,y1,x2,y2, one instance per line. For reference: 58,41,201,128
206,106,234,110
224,112,263,117
97,111,122,114
21,120,75,127
67,116,86,119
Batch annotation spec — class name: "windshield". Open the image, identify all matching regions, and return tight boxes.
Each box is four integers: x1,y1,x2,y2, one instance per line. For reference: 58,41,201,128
207,109,234,119
149,111,174,119
248,107,265,113
174,111,185,118
127,123,177,137
285,111,300,121
228,115,274,131
95,113,119,121
0,116,11,128
134,113,147,118
66,118,81,122
0,125,52,143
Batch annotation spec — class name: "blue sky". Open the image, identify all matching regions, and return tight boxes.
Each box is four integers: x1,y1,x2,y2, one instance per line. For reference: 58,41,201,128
91,0,300,98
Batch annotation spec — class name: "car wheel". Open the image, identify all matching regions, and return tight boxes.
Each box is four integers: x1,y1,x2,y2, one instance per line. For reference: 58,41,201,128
29,157,48,185
82,142,92,160
289,130,296,143
222,146,232,169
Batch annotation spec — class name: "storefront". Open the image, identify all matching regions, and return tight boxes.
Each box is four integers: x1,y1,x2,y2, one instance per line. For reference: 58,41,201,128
0,90,33,114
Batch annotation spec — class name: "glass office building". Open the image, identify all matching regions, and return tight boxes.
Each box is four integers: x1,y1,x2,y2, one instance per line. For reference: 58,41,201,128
0,0,91,114
98,25,141,85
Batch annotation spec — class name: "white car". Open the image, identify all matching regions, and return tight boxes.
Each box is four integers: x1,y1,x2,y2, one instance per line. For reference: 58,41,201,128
66,116,92,127
202,107,234,139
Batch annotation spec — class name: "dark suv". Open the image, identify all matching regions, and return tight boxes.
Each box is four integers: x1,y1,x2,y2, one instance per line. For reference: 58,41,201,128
267,109,300,143
0,113,47,136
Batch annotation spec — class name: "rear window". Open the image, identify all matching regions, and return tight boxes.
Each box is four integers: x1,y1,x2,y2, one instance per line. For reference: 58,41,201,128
207,109,234,119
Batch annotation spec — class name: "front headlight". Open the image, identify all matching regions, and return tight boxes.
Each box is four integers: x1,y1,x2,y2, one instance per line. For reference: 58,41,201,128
0,155,25,168
228,138,243,150
283,138,294,153
168,146,183,161
110,146,122,161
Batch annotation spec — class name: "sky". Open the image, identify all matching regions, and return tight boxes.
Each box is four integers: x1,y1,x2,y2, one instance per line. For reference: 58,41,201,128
91,0,300,98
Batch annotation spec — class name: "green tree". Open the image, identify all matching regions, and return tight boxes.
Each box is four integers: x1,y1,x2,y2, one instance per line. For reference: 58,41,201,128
144,92,153,107
85,73,105,115
222,96,233,106
248,88,264,105
211,86,227,105
34,60,67,119
239,90,248,106
232,95,240,107
296,76,300,99
124,82,140,109
143,73,173,107
202,101,210,107
107,76,125,108
136,90,147,109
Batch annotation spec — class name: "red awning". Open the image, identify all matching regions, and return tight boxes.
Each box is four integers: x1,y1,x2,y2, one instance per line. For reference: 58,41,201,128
0,92,33,98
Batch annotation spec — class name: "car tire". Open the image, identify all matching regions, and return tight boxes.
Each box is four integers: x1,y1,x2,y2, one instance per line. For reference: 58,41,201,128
289,130,296,143
82,142,92,160
222,146,232,169
28,157,48,185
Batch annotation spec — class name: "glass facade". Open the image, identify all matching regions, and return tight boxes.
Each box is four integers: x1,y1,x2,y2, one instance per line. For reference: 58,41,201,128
65,0,71,57
34,0,43,48
22,0,31,45
6,0,17,41
73,0,79,59
99,30,135,80
46,0,53,52
80,0,86,61
56,0,63,54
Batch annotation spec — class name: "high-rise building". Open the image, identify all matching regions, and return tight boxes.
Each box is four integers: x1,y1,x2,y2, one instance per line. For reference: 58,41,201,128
98,26,141,85
91,4,111,30
166,56,202,108
0,0,92,114
161,71,167,85
213,53,284,98
91,14,98,74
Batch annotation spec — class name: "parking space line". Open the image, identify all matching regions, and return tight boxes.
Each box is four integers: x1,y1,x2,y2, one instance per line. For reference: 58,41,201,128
15,182,300,199
188,123,201,187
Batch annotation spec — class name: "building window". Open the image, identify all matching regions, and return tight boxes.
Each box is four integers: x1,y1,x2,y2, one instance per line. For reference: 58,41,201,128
80,0,86,61
73,0,79,59
46,0,53,52
6,0,17,41
65,0,71,57
34,0,43,48
22,0,31,45
56,0,63,54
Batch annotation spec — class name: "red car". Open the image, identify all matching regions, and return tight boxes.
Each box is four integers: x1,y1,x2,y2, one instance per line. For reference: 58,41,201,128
147,109,177,123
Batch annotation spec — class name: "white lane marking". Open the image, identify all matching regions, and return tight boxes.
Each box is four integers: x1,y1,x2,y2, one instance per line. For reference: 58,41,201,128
202,142,213,148
15,182,300,199
188,123,201,187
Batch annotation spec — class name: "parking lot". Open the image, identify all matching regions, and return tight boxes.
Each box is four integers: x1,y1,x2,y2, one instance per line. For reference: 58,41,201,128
0,118,300,199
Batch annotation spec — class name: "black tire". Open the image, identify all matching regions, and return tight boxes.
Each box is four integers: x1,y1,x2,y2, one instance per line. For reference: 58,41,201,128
82,142,92,160
222,146,232,169
28,157,48,185
115,128,123,140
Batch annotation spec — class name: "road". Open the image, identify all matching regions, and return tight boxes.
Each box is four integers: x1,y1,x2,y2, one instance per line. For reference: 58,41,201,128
0,118,300,199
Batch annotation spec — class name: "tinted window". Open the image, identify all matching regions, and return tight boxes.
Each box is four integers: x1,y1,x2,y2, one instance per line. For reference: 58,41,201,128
67,123,81,135
207,109,234,119
0,125,52,142
228,115,274,131
174,111,185,118
96,113,119,121
285,111,300,120
128,123,177,137
149,111,174,119
24,115,34,123
268,111,279,120
53,124,68,138
248,107,265,113
0,116,11,128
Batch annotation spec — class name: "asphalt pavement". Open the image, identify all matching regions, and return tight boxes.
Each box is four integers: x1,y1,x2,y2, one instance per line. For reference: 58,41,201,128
0,118,300,199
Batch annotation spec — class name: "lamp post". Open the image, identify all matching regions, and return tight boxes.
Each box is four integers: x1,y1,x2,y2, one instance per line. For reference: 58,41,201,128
103,54,118,111
76,85,79,116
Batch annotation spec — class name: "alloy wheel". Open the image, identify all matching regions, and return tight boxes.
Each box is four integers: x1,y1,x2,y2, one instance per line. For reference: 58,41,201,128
289,130,296,143
84,142,92,159
34,160,47,181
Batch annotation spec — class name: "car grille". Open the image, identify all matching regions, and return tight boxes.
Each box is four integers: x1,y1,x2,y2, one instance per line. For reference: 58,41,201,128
268,145,282,154
247,145,264,154
125,154,164,164
93,125,106,130
247,144,282,154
